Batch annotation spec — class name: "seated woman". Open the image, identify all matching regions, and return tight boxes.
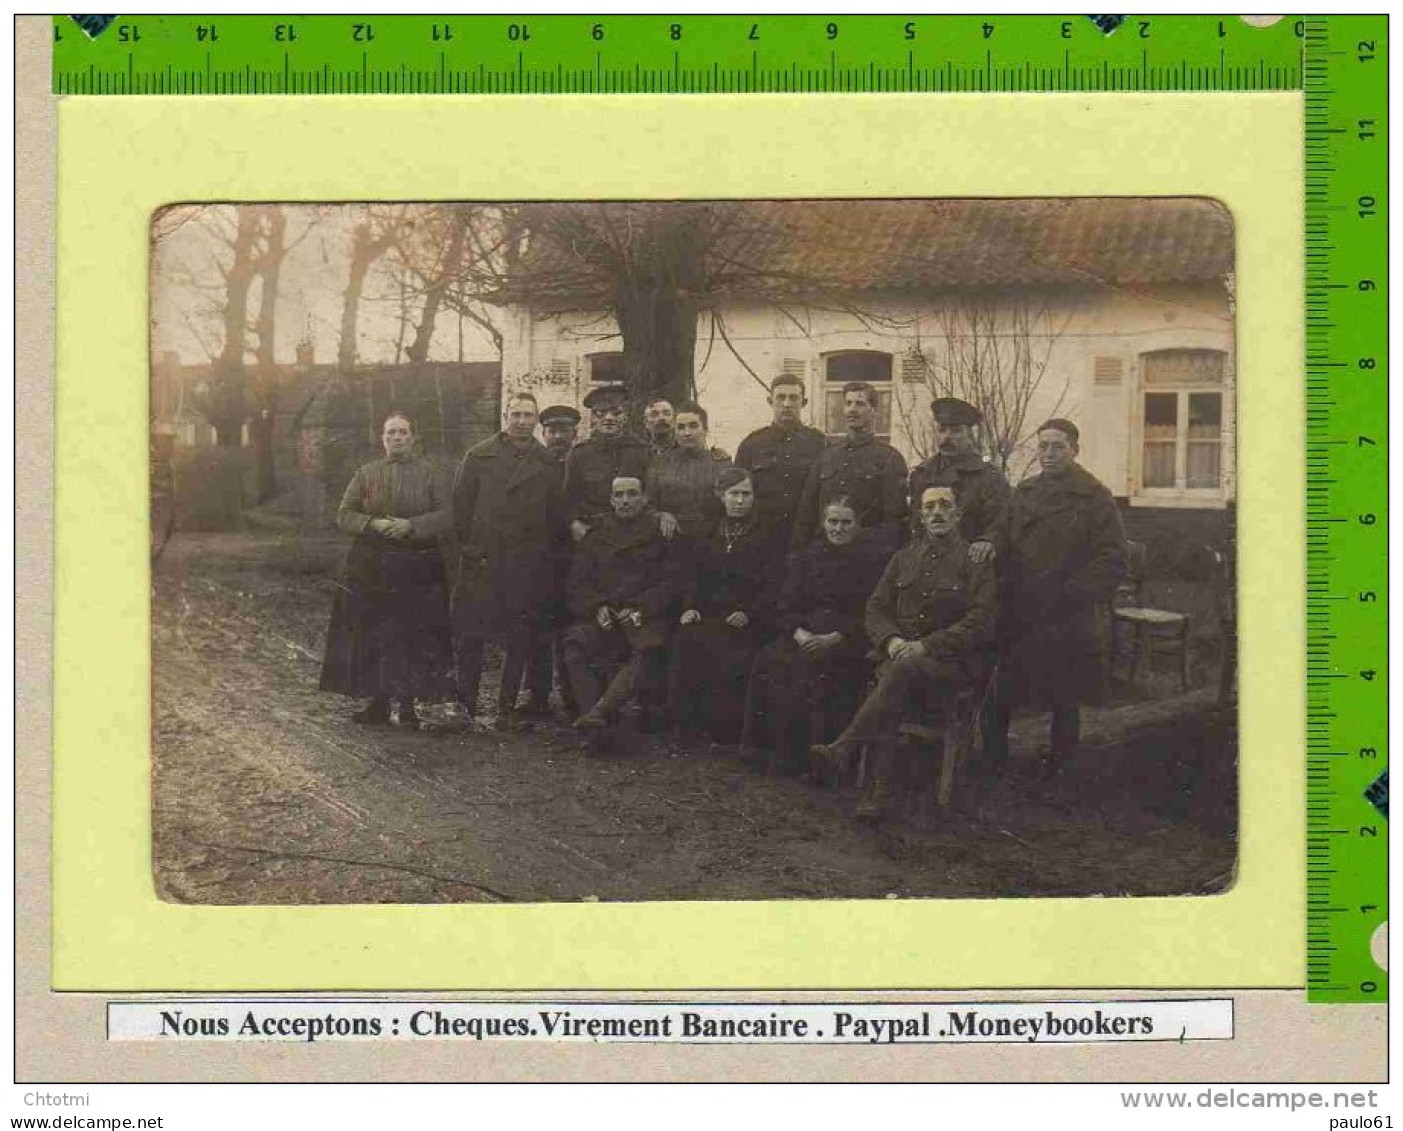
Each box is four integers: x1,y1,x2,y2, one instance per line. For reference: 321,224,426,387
668,468,785,745
738,497,890,773
319,411,455,729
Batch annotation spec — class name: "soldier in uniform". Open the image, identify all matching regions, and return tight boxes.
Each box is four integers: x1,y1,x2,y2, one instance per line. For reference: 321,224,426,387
990,419,1128,774
734,373,827,540
907,397,1011,563
563,385,651,542
810,486,997,816
790,381,908,554
451,393,568,728
644,398,677,457
645,401,733,540
562,475,680,742
520,404,581,716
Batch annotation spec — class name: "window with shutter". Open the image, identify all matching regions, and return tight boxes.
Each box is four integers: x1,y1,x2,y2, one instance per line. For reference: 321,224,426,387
1094,356,1125,385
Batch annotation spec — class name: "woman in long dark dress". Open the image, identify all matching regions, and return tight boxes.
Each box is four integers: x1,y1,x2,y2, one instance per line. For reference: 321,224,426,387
319,412,454,728
738,497,890,772
667,467,785,744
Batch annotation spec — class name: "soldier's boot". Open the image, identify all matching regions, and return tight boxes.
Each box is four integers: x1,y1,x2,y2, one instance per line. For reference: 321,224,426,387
494,643,531,729
1047,706,1081,777
517,639,554,717
352,696,391,726
591,656,640,722
809,742,855,788
395,699,422,731
855,771,890,823
454,638,487,721
562,640,604,726
855,740,897,822
555,639,580,716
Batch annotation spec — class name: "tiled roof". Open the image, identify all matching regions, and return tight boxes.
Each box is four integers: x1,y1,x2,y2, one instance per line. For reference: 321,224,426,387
506,198,1233,304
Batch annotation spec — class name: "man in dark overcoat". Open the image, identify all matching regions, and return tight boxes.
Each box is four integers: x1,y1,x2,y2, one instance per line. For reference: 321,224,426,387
907,397,1011,562
790,381,908,554
734,373,827,540
452,392,568,726
561,475,680,739
520,403,581,716
564,385,651,541
810,486,997,813
990,418,1128,772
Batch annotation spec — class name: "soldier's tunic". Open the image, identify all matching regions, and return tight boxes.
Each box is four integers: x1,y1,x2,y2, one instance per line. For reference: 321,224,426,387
668,516,786,742
645,445,733,539
826,532,997,748
907,451,1012,550
563,433,652,527
734,422,827,540
790,431,908,554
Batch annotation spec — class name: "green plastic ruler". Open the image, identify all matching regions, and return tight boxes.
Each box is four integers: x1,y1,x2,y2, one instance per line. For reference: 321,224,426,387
1302,16,1388,1005
53,15,1304,94
53,14,1386,1002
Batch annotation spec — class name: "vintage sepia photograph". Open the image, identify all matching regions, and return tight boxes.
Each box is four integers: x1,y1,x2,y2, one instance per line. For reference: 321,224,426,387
149,197,1237,905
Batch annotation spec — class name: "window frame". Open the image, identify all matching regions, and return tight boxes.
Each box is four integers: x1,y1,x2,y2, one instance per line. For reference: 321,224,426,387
820,349,895,442
1132,347,1229,507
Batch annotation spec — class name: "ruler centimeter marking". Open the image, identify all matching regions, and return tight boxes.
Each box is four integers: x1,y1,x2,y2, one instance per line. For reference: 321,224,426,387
52,15,1305,95
1303,16,1388,1005
53,14,1387,1002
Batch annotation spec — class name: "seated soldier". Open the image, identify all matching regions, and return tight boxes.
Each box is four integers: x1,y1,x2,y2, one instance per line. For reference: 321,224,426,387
810,486,997,814
561,475,679,744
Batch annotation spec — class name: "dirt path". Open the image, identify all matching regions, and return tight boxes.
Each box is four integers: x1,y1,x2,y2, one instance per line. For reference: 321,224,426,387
152,531,1236,905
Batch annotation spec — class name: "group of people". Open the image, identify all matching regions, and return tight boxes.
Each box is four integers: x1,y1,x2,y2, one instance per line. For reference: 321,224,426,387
319,373,1129,809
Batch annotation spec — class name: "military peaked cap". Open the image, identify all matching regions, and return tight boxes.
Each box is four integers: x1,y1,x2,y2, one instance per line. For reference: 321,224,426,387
583,385,628,410
539,404,581,426
930,397,982,426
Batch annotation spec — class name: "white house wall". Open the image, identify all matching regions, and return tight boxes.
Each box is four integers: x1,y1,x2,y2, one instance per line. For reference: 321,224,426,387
502,282,1233,505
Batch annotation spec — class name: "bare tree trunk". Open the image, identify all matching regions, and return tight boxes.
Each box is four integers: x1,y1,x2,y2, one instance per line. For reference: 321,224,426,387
612,206,706,419
212,208,260,447
251,205,286,502
338,222,378,371
614,281,698,417
406,206,469,364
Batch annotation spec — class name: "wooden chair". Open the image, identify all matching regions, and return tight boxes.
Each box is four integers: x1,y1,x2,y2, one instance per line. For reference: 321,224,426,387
895,685,982,808
1110,540,1192,692
852,667,994,823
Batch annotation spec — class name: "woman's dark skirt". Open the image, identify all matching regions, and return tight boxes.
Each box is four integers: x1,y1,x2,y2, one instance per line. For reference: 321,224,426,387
669,620,764,742
319,534,454,702
739,637,869,771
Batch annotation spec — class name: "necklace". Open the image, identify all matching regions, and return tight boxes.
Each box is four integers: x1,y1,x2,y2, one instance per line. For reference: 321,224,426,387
723,519,749,553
